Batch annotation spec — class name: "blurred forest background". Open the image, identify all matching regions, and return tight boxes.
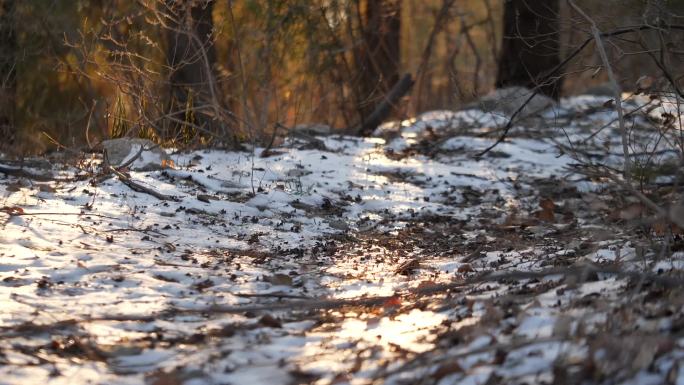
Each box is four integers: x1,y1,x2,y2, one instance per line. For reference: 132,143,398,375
1,0,684,155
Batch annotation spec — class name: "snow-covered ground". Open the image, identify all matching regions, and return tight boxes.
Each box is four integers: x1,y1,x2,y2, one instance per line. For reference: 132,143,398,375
2,94,684,385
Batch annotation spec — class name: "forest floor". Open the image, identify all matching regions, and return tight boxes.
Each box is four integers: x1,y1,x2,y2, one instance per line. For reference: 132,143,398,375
1,95,684,385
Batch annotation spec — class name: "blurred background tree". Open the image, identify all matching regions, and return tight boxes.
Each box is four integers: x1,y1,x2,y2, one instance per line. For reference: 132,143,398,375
496,0,562,99
0,0,16,151
2,0,684,155
165,0,221,142
354,0,401,127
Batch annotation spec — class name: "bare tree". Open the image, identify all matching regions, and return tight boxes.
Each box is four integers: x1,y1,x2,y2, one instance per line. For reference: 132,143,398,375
496,0,562,100
165,0,219,139
0,0,16,147
355,0,401,133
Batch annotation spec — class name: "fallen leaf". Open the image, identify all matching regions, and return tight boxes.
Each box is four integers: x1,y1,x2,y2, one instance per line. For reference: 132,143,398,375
416,280,438,291
382,296,402,308
395,258,420,275
259,314,282,328
1,206,24,216
536,198,556,222
160,159,175,169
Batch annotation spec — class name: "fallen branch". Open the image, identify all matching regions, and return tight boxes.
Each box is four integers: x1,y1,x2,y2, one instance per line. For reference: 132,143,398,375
91,142,148,185
110,167,179,201
0,164,55,182
606,171,684,229
288,126,328,151
1,209,116,219
356,73,414,136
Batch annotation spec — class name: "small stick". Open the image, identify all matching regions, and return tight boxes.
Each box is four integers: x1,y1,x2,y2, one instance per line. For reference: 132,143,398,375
110,167,179,201
260,122,282,158
0,165,54,182
568,0,632,180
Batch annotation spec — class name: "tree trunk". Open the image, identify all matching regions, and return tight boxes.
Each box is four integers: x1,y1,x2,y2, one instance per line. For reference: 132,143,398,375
0,0,16,147
356,73,414,135
496,0,562,100
165,0,217,138
355,0,401,133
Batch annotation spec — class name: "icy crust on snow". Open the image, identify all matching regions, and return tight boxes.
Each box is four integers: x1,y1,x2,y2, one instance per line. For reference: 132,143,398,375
1,94,684,385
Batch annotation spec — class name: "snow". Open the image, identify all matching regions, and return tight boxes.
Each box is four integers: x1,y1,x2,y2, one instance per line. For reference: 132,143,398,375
2,95,684,384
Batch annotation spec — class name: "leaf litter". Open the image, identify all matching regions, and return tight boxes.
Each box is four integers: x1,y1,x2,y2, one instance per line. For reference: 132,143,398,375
1,94,684,384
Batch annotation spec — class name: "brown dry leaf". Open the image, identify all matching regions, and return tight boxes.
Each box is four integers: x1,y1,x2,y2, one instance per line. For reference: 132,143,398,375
382,296,402,308
651,220,683,236
259,314,282,328
395,258,420,275
540,198,555,211
536,198,556,222
457,264,474,273
160,159,175,169
651,221,669,236
416,280,438,291
1,206,24,216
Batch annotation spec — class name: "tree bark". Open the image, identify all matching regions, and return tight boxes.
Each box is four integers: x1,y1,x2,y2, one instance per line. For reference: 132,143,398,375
0,0,16,147
165,0,217,138
496,0,562,100
355,0,401,129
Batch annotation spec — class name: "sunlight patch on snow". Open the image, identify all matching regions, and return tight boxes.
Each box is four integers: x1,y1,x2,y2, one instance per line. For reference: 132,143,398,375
358,309,445,352
301,309,447,374
3,93,677,385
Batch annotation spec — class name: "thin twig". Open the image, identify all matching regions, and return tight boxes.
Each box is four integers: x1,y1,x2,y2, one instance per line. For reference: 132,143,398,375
0,165,54,182
477,23,684,157
568,0,632,180
110,166,179,201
